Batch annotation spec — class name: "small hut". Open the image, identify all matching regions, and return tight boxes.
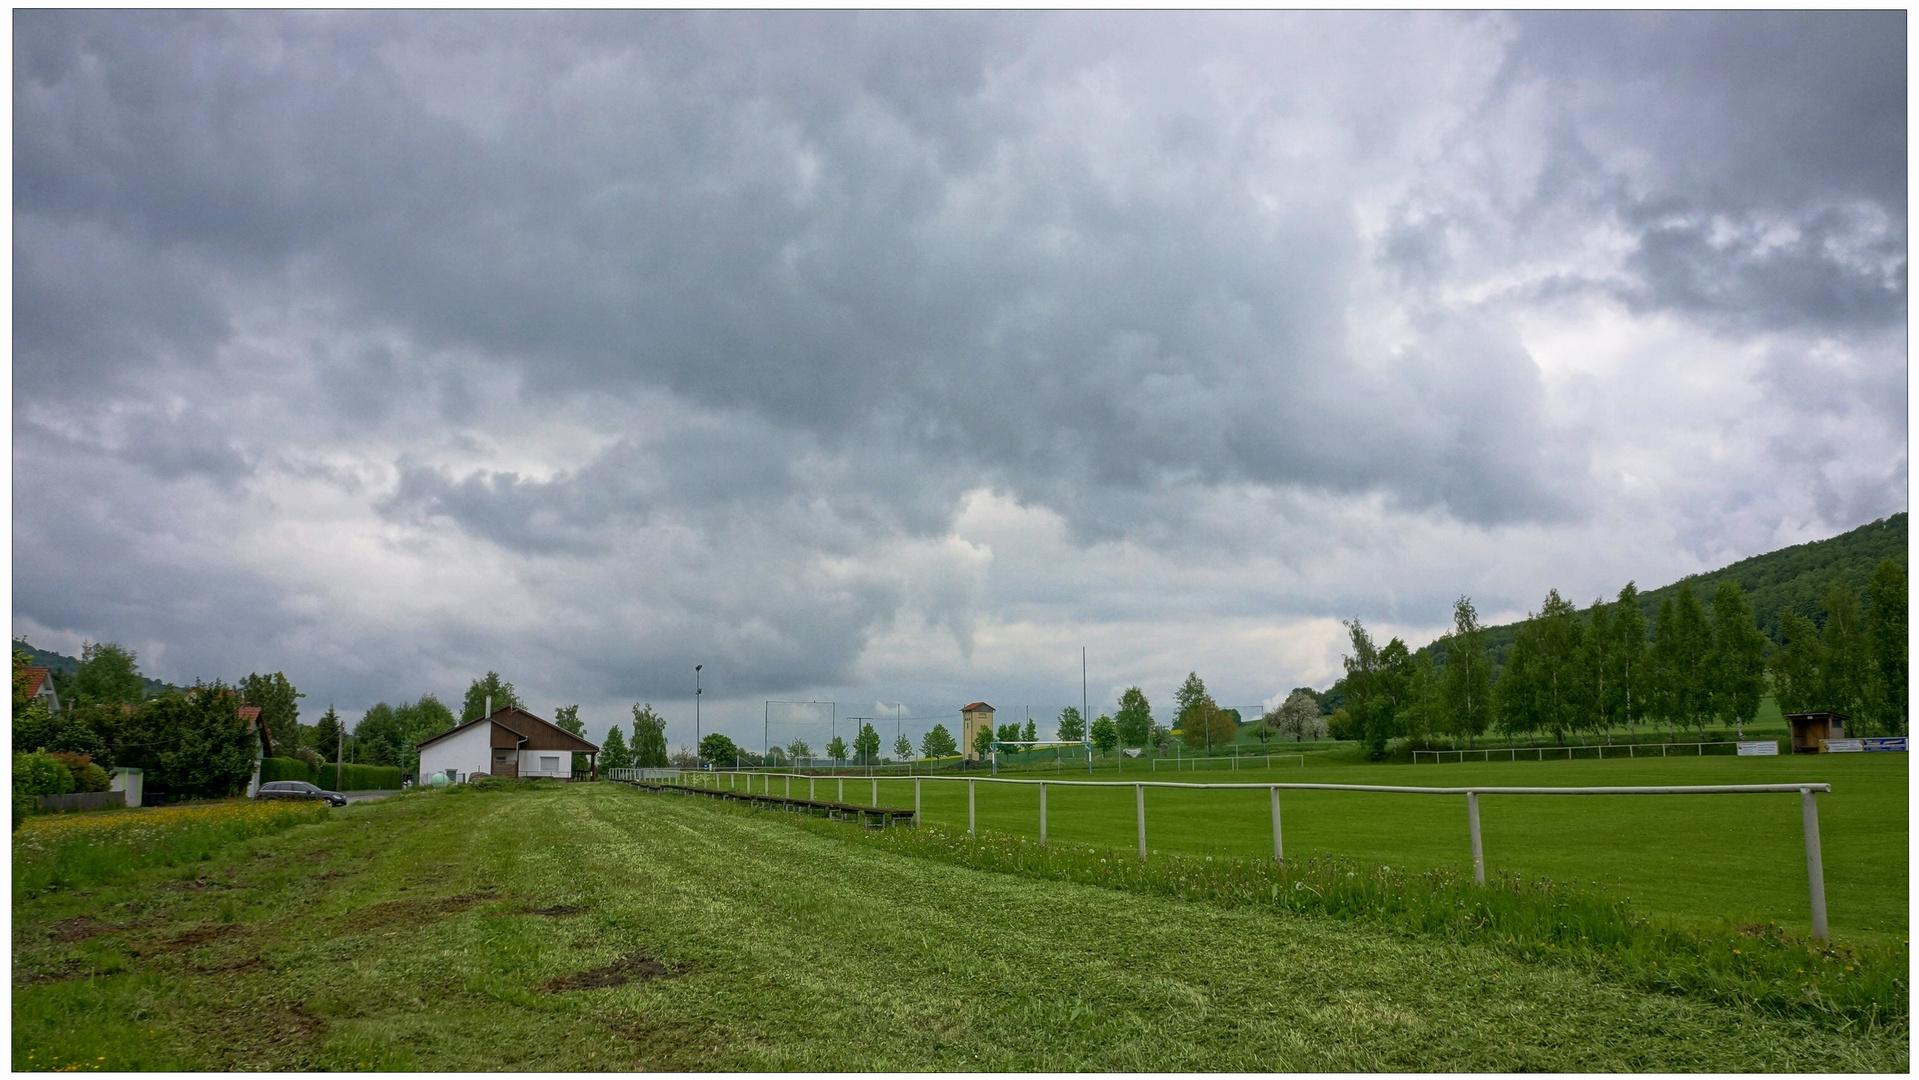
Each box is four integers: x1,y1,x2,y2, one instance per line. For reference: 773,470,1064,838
1785,712,1848,754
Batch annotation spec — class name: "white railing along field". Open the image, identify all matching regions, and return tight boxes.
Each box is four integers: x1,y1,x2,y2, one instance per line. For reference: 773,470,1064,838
667,769,1838,941
1412,740,1759,763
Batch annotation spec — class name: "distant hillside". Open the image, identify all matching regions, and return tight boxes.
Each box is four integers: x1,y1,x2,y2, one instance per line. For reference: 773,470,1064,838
11,639,176,697
1422,512,1907,669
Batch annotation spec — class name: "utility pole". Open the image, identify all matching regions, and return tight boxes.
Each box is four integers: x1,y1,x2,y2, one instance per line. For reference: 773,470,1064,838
335,706,344,788
695,665,703,769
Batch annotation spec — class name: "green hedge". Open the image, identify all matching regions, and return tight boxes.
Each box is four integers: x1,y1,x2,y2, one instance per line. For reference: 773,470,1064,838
258,757,316,784
316,763,403,791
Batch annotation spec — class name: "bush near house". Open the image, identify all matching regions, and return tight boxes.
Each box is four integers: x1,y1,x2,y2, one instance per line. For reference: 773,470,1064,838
316,763,403,791
13,752,75,829
48,752,111,793
258,756,316,784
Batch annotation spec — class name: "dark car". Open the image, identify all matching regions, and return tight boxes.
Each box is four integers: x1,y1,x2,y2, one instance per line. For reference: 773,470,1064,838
256,780,347,807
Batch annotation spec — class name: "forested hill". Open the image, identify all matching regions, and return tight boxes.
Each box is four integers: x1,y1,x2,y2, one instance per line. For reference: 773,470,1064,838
10,639,174,696
1423,512,1907,668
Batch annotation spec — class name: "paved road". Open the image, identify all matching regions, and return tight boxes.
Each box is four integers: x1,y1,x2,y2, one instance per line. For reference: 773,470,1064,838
341,789,403,803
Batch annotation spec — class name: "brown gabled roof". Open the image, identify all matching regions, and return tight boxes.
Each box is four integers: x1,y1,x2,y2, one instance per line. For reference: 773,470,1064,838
961,701,995,713
20,667,49,698
415,705,600,754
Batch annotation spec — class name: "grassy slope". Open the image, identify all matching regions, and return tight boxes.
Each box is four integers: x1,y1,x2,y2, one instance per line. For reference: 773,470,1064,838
868,754,1907,942
15,784,1905,1071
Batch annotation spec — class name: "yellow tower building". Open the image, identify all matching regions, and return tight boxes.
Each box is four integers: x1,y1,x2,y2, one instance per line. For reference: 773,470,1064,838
960,702,996,761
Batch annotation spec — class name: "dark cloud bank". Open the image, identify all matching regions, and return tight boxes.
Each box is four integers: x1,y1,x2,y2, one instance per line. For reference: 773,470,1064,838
13,12,1906,727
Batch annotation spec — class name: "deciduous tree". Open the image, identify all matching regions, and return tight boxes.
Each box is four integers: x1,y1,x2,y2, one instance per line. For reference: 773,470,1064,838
1055,706,1085,742
701,732,740,767
631,704,669,768
600,725,632,770
461,672,523,724
1609,584,1651,742
1440,597,1493,747
919,724,957,759
1706,581,1767,739
1089,714,1119,754
1865,558,1907,735
1818,583,1870,724
853,722,881,764
73,642,145,705
239,671,304,755
892,734,914,761
1769,610,1823,715
1114,687,1153,748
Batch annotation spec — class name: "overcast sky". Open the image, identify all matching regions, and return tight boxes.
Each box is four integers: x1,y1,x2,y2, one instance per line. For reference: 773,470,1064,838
12,11,1907,747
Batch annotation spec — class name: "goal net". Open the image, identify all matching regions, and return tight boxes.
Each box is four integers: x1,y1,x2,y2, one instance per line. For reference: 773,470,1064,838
763,701,839,766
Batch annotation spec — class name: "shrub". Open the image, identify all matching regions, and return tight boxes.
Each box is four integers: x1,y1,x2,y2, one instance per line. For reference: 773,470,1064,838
316,763,403,791
258,756,316,784
15,753,74,797
48,752,110,793
13,751,74,830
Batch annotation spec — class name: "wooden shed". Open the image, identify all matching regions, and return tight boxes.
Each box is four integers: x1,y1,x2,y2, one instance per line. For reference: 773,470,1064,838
1785,712,1848,754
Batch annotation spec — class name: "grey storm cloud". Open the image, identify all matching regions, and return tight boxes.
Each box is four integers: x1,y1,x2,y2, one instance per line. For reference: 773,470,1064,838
12,10,1905,716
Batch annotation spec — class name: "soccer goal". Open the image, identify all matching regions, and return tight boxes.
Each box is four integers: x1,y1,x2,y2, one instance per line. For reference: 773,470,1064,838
763,701,842,768
989,739,1095,774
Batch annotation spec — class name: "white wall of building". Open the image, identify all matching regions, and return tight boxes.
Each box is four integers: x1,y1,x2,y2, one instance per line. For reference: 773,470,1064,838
518,748,570,778
419,721,493,783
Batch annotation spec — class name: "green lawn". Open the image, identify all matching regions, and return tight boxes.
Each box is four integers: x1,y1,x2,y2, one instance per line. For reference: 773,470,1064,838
749,753,1908,943
11,783,1907,1070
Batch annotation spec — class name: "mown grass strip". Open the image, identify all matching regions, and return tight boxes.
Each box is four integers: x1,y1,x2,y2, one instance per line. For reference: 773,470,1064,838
13,800,332,894
793,813,1908,1033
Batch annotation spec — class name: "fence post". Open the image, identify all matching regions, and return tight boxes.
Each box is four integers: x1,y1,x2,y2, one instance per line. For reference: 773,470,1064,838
1802,787,1830,942
968,780,976,837
1135,784,1147,861
1270,786,1283,862
1467,791,1485,885
809,777,816,800
871,777,878,808
1039,782,1048,847
838,778,844,803
786,776,791,798
914,777,921,827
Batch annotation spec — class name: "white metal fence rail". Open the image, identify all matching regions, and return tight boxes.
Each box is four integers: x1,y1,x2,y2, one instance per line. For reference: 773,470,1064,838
668,770,1837,941
1412,741,1763,763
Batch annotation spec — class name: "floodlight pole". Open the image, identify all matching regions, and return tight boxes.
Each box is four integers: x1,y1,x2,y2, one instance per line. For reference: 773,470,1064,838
694,665,702,769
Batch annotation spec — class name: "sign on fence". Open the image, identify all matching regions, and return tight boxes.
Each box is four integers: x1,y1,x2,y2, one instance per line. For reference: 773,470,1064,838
1862,737,1908,752
1123,748,1143,758
1736,741,1780,756
1822,739,1864,753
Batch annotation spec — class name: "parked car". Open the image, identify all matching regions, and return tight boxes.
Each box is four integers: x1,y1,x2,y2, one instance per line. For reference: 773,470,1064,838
256,780,347,807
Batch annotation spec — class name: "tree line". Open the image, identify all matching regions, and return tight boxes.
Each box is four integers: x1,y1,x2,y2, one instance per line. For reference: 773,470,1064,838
1328,558,1906,759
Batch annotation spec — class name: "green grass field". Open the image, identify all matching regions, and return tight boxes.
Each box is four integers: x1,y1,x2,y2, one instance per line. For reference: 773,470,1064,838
732,753,1907,943
11,782,1907,1070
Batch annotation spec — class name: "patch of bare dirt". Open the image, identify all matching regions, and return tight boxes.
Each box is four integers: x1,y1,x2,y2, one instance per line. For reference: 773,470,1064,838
49,916,125,943
528,904,586,917
543,954,681,992
332,889,499,933
313,870,347,881
163,875,249,892
191,951,271,975
133,923,248,957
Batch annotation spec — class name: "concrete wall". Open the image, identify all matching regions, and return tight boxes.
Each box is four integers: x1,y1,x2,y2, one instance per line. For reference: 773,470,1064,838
419,721,492,783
